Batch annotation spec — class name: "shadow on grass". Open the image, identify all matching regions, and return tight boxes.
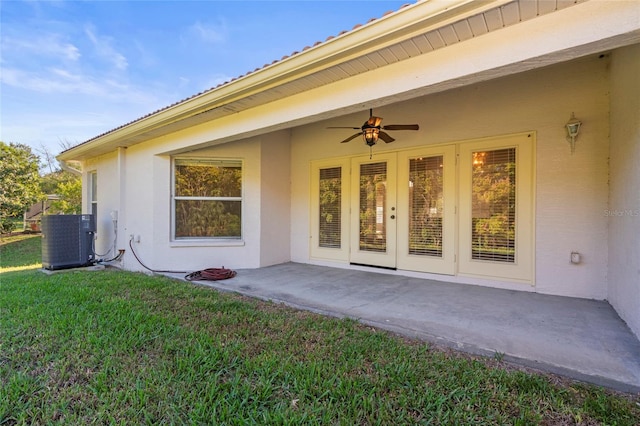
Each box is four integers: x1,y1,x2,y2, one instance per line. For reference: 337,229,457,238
0,233,42,270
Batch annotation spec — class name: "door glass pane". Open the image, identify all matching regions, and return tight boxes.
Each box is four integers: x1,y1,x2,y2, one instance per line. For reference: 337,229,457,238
359,162,387,252
471,148,516,262
409,156,443,257
319,167,341,248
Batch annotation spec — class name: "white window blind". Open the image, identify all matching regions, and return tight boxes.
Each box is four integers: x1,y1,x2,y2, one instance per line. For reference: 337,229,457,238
318,167,342,248
359,162,387,253
409,156,444,257
471,148,516,262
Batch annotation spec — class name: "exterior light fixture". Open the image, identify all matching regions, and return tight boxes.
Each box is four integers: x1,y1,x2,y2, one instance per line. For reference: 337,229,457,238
362,116,382,159
565,112,582,154
328,109,418,159
362,125,380,147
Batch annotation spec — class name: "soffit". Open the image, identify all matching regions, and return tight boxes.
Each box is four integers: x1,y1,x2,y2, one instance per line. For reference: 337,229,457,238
60,0,607,160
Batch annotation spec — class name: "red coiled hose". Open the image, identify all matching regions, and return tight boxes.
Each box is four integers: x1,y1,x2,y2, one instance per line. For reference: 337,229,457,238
129,239,236,281
185,267,237,281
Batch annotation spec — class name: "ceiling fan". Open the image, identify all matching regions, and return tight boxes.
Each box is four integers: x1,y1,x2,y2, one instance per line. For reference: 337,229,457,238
327,109,419,147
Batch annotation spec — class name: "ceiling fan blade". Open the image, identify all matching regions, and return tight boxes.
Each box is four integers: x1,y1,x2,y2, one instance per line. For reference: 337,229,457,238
340,132,363,143
382,124,419,131
378,131,395,143
327,126,361,129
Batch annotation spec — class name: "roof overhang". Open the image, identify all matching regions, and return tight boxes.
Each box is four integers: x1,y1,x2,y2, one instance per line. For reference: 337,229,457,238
58,0,640,162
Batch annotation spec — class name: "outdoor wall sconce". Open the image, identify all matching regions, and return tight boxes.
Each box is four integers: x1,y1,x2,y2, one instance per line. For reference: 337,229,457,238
565,112,582,154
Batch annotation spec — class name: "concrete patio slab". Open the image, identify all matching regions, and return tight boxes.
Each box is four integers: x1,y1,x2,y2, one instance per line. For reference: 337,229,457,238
167,262,640,393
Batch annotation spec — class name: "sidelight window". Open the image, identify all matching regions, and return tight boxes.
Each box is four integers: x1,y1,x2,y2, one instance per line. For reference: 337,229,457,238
459,133,534,283
471,148,516,263
319,167,342,248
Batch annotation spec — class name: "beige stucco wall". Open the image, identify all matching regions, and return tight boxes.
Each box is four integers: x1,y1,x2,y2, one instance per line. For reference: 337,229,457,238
608,44,640,338
84,150,119,258
84,127,292,273
290,54,610,299
259,131,292,267
84,52,615,301
73,0,638,330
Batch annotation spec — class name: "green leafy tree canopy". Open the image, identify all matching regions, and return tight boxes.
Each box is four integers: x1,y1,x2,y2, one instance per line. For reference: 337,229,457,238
40,170,82,214
0,142,43,222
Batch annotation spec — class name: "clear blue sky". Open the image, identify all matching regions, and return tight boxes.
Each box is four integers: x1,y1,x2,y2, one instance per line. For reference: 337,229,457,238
1,0,410,158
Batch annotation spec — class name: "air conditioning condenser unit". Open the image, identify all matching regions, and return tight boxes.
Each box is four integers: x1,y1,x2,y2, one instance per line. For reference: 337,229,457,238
41,214,96,270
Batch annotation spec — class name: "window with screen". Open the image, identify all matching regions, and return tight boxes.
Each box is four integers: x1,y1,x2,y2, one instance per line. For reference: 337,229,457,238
173,159,242,239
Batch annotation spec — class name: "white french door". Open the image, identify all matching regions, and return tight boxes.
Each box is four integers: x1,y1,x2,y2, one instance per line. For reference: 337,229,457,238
311,132,534,283
349,153,397,268
348,148,456,273
396,146,457,275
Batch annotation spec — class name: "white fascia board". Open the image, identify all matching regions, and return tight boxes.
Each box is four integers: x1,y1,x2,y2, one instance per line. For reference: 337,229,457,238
60,0,640,161
58,0,511,161
158,0,640,155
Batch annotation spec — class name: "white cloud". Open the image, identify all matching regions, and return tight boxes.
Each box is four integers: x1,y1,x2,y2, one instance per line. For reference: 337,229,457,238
188,20,227,44
2,67,95,95
0,106,146,155
2,35,81,62
84,24,128,70
0,66,157,107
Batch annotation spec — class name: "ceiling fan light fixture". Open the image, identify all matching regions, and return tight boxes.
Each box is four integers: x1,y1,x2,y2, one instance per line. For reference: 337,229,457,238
327,108,418,151
362,126,379,146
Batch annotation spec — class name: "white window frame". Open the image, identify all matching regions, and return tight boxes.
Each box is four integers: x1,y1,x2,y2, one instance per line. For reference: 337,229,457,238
171,158,243,242
88,171,98,219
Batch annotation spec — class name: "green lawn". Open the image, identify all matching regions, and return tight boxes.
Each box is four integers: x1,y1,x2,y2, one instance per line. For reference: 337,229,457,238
0,233,42,272
1,235,639,424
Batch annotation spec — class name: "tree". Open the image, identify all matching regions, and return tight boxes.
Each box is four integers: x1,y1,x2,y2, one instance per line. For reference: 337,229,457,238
0,142,43,231
40,170,82,214
52,179,82,214
35,143,58,174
